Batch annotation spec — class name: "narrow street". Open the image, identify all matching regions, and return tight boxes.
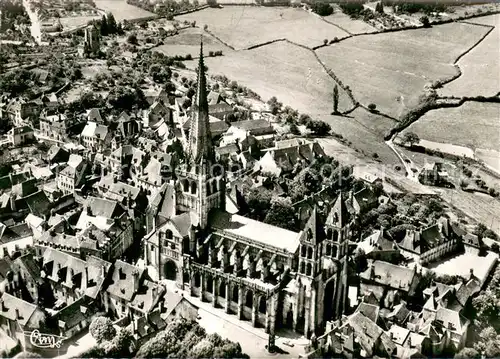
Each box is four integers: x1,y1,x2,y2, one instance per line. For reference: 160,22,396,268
385,135,420,182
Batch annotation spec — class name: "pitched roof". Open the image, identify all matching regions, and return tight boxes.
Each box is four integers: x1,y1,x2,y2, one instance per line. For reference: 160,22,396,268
87,196,122,218
356,302,380,323
0,223,32,244
129,280,165,313
54,296,97,330
360,261,417,293
0,293,41,327
87,108,103,123
231,119,273,134
326,194,351,228
106,260,144,301
435,307,469,333
209,210,300,253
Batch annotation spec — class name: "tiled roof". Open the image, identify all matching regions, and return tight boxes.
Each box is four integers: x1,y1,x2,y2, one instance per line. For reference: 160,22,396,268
170,212,192,238
12,126,34,135
14,253,43,285
0,293,41,327
87,196,122,219
0,223,32,244
106,260,144,301
361,261,417,293
87,108,102,123
435,307,469,333
129,280,165,313
54,296,96,330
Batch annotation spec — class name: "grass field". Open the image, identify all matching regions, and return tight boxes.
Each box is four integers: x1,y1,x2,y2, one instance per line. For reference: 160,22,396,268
316,22,490,117
190,40,354,114
59,15,101,31
440,15,500,98
176,6,350,50
402,101,500,151
154,27,231,58
318,109,400,165
323,9,378,35
94,0,155,20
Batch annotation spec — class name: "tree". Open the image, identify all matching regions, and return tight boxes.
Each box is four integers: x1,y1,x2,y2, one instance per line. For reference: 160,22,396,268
190,339,215,358
368,103,377,112
107,12,117,34
306,120,331,136
332,85,339,114
455,347,480,359
420,15,430,27
127,33,138,45
402,131,420,147
264,198,298,231
100,15,108,36
89,316,116,343
311,3,334,16
323,38,328,45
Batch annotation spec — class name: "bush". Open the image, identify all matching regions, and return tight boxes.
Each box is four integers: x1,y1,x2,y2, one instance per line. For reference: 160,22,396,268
368,103,377,111
89,316,116,343
127,33,138,45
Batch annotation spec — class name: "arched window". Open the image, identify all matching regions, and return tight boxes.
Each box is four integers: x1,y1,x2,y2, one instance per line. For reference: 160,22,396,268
332,246,338,258
219,282,226,298
300,262,305,274
306,263,312,276
206,183,211,196
326,228,332,239
333,231,339,242
183,271,189,283
259,296,267,314
307,247,313,259
182,179,189,192
194,272,201,287
190,181,197,194
245,290,253,308
307,229,313,241
165,230,173,239
326,243,331,256
206,275,213,293
232,285,239,302
301,246,306,257
212,181,217,194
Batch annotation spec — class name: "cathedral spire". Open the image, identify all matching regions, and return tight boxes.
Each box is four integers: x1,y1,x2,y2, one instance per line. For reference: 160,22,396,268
187,37,213,164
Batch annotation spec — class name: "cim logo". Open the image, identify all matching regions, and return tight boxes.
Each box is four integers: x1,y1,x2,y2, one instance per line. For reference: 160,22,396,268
27,330,66,349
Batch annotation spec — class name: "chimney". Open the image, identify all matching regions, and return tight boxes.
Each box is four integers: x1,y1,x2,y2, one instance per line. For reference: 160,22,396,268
151,286,157,300
85,267,89,284
70,268,74,278
101,265,106,279
0,299,4,311
469,268,474,280
15,308,20,319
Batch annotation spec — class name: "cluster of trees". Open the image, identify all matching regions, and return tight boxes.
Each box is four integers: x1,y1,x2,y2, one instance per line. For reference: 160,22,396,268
108,85,149,112
127,0,198,16
135,318,248,358
454,265,500,358
208,50,223,57
0,0,30,32
375,2,384,13
388,2,446,15
81,316,133,357
311,3,334,16
89,13,124,37
340,3,368,19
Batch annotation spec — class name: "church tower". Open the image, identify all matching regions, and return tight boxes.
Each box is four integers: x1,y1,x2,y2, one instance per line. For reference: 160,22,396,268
175,40,225,229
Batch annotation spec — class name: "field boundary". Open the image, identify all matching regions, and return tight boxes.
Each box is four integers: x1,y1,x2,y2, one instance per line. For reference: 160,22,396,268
203,28,236,50
453,24,495,65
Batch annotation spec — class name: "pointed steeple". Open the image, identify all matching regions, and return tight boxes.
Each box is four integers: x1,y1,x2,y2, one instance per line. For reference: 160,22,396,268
187,38,213,164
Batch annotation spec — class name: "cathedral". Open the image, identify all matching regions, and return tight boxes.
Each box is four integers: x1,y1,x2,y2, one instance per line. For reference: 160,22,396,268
143,42,352,338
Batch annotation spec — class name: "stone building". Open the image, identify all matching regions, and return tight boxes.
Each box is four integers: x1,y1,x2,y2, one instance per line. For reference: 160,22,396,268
143,42,351,338
83,24,100,57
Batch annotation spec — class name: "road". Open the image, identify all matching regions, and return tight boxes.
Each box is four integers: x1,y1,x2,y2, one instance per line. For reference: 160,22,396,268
385,135,420,182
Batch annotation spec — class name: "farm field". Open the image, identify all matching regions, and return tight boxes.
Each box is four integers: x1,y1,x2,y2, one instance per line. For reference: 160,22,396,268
154,27,231,58
316,22,490,117
176,6,349,50
440,15,500,98
324,9,378,34
318,108,400,165
188,41,354,114
58,15,101,31
94,0,155,20
401,102,500,151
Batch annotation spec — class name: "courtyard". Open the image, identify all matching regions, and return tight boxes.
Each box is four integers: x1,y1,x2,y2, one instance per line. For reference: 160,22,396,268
428,251,498,285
